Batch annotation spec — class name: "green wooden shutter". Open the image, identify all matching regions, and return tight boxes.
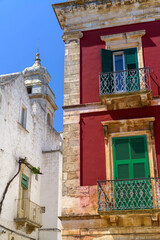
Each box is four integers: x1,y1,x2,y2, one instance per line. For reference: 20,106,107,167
101,49,114,94
101,49,113,73
124,48,139,91
131,136,150,179
130,137,145,160
113,135,149,180
114,138,130,161
118,164,130,179
113,136,151,210
113,138,130,180
134,163,145,178
21,174,29,189
124,48,138,70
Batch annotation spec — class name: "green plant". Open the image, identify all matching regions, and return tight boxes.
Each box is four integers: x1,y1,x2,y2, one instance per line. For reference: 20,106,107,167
32,167,41,175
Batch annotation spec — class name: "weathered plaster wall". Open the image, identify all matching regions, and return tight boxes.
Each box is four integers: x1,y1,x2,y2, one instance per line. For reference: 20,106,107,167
80,20,160,103
0,72,62,240
0,74,39,239
39,150,62,240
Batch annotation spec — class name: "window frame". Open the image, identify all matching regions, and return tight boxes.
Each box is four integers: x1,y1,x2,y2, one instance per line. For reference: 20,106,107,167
17,166,31,218
113,135,150,180
100,30,146,70
113,51,125,72
102,118,157,181
20,105,27,129
113,51,126,93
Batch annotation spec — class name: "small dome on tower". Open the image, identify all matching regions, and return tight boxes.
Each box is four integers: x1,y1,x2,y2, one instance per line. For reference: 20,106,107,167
23,52,51,84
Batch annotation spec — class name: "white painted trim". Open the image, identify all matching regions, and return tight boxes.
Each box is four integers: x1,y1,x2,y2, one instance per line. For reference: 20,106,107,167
113,51,125,93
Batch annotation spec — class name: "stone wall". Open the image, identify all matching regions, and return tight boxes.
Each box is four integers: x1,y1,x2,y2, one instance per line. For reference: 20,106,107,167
54,0,160,239
0,72,62,240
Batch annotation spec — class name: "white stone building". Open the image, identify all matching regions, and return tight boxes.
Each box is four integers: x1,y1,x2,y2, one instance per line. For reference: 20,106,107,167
0,53,62,240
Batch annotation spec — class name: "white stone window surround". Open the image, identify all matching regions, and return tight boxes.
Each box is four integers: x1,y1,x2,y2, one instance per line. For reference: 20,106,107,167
100,30,146,69
101,117,157,182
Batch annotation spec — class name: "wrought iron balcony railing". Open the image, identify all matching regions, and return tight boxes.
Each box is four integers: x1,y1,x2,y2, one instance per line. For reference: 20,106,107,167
97,178,160,212
99,67,151,96
15,198,42,227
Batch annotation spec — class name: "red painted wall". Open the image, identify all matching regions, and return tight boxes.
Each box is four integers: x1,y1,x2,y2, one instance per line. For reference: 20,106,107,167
80,20,160,104
80,106,160,186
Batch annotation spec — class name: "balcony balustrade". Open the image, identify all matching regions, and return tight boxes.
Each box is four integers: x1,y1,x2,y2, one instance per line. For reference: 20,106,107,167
15,198,42,231
99,67,151,96
97,178,160,212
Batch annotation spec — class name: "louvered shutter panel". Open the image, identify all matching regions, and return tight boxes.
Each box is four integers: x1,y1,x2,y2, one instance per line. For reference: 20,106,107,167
118,164,129,179
124,48,138,70
134,163,145,178
101,49,113,73
124,48,139,91
21,174,29,189
114,138,130,160
130,137,145,160
113,138,130,180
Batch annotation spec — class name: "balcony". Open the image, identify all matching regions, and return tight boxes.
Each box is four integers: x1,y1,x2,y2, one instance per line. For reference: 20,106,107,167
15,198,42,233
99,67,152,109
97,178,160,214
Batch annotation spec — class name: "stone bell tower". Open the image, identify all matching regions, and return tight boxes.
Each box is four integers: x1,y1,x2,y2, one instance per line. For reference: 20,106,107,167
23,52,58,127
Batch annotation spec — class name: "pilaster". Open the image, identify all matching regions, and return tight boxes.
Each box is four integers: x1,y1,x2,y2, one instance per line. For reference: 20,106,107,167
62,31,83,106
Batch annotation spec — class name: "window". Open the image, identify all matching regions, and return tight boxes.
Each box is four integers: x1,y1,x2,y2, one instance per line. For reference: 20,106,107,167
102,117,156,181
113,52,125,72
100,118,157,211
101,48,139,93
99,30,148,100
100,30,146,69
112,135,152,210
21,174,29,210
15,165,42,229
113,136,150,180
20,106,27,128
27,86,32,94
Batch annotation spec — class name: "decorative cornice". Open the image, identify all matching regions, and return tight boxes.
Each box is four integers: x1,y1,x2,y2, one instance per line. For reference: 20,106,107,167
0,72,21,83
53,0,160,32
62,31,83,43
101,30,146,42
102,117,155,127
29,94,58,111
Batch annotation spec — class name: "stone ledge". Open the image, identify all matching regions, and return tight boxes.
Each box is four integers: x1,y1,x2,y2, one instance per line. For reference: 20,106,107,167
59,214,100,221
53,0,160,31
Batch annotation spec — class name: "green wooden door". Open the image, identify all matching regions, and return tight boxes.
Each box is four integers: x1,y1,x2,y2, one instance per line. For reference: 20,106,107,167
113,136,152,210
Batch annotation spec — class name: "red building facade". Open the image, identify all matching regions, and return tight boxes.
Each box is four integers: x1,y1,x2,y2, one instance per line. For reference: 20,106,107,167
80,20,160,187
54,1,160,239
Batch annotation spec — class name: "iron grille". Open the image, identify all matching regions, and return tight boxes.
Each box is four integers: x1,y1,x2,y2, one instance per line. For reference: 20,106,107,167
97,178,160,211
99,67,151,96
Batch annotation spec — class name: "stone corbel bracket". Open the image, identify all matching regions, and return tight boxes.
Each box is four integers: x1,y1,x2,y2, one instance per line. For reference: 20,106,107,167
62,31,83,44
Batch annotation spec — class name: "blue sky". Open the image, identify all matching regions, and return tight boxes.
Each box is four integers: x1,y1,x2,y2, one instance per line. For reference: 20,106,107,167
0,0,65,132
